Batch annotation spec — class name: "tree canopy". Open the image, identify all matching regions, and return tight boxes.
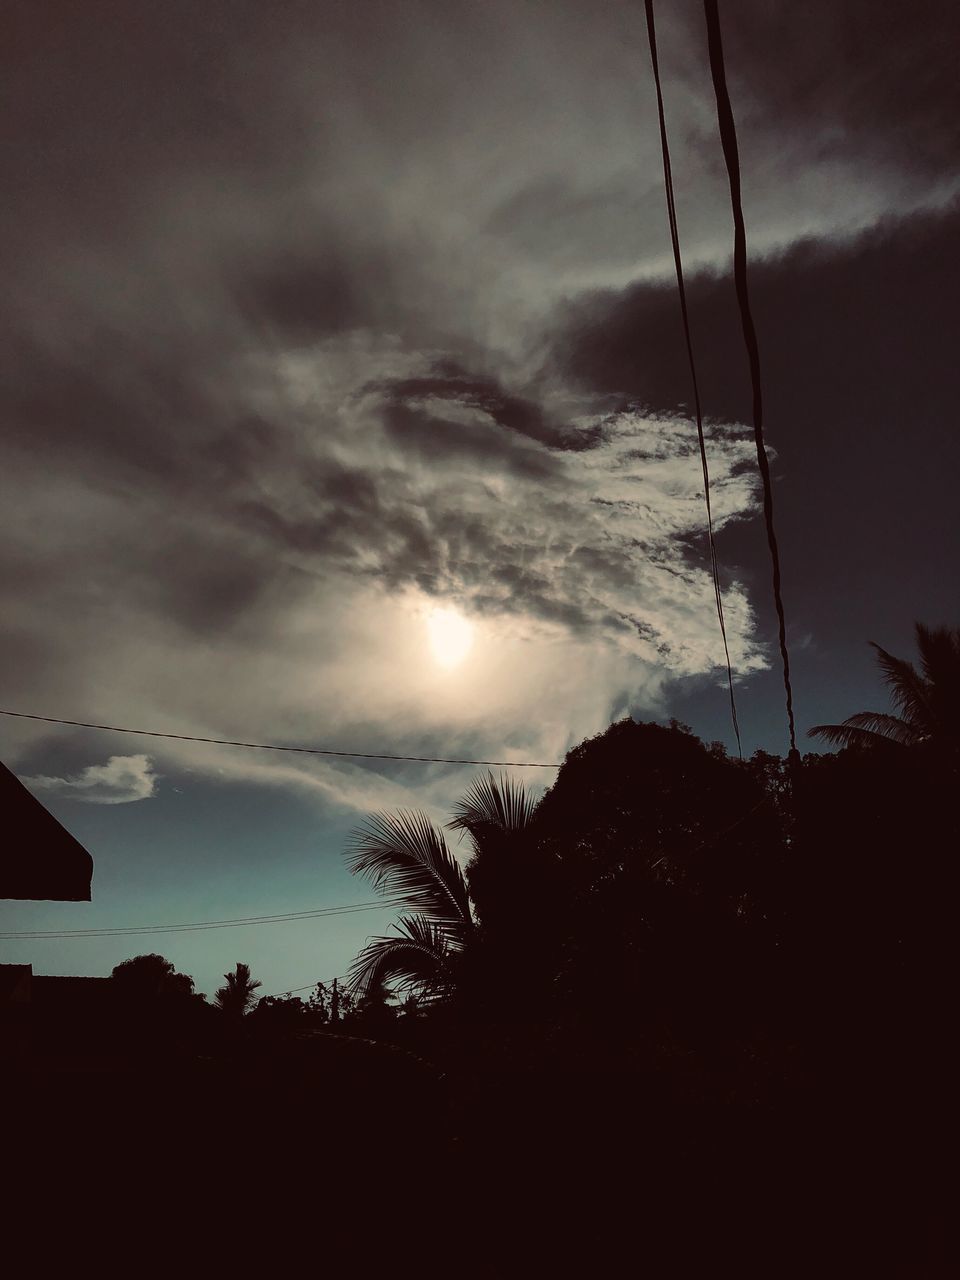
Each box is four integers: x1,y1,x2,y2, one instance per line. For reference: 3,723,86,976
111,953,196,1001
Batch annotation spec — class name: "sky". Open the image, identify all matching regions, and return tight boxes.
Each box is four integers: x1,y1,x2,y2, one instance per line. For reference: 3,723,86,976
2,0,958,997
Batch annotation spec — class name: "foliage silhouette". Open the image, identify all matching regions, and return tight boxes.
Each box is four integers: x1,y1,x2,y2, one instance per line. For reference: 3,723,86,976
345,773,542,1002
111,953,196,1001
345,808,474,998
343,738,785,1029
809,622,960,752
529,719,783,1032
213,962,262,1016
451,771,556,1013
18,649,955,1274
107,953,208,1059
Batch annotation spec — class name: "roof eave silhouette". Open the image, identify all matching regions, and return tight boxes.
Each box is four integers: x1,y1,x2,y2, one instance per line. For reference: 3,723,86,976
0,761,93,901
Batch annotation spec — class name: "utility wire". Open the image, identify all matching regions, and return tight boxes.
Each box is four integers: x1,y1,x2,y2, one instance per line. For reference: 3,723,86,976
0,708,562,769
0,901,394,940
3,786,775,942
702,0,798,753
258,979,338,1000
643,0,743,759
263,803,777,999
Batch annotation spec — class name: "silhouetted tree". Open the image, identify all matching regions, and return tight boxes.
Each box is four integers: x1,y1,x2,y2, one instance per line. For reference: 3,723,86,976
305,981,330,1023
809,623,960,753
345,809,473,1000
449,772,555,1012
111,953,196,1001
799,624,957,1074
109,953,206,1057
397,993,423,1018
330,977,356,1022
251,994,307,1026
449,771,542,927
213,962,262,1016
536,719,777,888
529,719,784,1032
342,977,397,1032
345,774,545,1007
344,730,788,1031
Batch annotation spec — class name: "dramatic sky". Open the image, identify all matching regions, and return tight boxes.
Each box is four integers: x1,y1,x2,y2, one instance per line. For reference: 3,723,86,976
2,0,957,996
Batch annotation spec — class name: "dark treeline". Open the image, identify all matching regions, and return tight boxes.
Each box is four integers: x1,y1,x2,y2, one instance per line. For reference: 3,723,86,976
7,625,956,1272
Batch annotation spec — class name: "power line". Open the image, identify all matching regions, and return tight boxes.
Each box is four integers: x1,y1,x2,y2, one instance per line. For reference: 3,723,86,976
0,900,394,940
258,979,335,1000
257,977,412,1003
0,708,562,769
4,792,774,940
643,0,743,760
702,0,798,753
256,976,351,1001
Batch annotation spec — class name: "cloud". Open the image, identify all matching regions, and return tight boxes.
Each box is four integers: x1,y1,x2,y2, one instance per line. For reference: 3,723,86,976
21,755,158,805
550,198,960,588
671,0,960,181
1,0,955,802
0,336,767,799
551,201,960,425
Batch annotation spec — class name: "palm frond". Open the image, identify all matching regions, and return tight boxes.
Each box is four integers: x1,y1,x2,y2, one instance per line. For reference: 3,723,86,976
808,721,908,749
346,914,454,998
213,963,262,1013
346,809,471,928
870,643,934,732
448,771,539,840
914,623,960,687
914,625,960,742
837,711,923,745
812,625,960,754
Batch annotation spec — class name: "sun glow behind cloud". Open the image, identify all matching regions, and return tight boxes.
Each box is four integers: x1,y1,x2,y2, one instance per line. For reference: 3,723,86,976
427,605,474,668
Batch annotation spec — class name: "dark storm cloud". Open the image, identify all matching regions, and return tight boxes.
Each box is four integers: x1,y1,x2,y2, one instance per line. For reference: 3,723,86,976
373,368,603,453
2,1,318,184
553,199,960,439
376,399,559,481
676,0,960,178
551,197,960,735
2,0,956,792
240,260,382,341
482,170,667,273
3,330,221,488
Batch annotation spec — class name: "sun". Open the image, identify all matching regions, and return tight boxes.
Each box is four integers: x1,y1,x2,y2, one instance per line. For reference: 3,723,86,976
427,605,474,668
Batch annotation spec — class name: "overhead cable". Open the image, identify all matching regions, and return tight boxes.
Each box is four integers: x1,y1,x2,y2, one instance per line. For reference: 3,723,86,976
702,0,798,752
0,901,393,940
0,708,561,769
643,0,743,758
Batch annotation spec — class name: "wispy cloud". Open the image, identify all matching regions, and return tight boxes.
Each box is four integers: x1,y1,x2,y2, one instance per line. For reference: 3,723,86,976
21,754,158,805
1,0,955,800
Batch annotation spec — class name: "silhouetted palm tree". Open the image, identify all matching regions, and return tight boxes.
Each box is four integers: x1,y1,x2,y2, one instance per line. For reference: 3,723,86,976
809,623,960,751
447,770,543,938
346,773,538,1000
448,770,540,851
213,962,262,1016
345,809,472,999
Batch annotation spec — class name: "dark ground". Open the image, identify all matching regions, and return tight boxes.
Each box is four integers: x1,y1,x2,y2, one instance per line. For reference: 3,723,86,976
4,1023,949,1276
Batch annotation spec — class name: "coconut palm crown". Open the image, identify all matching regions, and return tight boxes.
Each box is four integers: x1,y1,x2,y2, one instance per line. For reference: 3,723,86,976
213,962,262,1016
345,773,538,999
809,623,960,752
345,808,472,999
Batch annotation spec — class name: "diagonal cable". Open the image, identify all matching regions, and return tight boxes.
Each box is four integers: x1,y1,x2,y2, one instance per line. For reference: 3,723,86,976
702,0,798,753
0,708,560,768
644,0,743,758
